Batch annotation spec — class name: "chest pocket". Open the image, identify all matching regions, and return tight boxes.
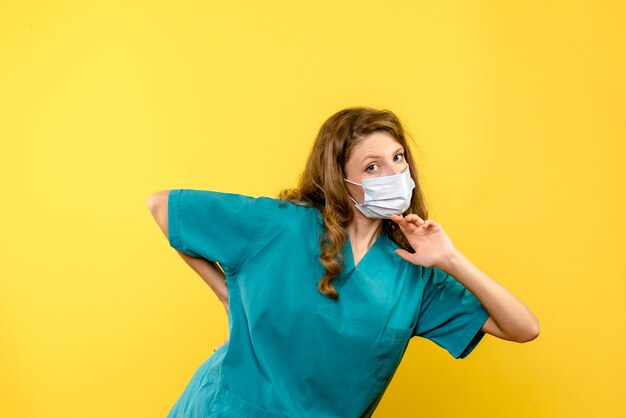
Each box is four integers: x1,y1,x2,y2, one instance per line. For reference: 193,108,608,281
372,322,414,382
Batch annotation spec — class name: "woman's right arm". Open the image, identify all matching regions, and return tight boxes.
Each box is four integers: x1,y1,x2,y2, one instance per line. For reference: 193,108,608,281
146,190,229,315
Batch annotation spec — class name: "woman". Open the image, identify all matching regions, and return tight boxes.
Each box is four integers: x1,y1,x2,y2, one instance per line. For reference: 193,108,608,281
147,106,539,417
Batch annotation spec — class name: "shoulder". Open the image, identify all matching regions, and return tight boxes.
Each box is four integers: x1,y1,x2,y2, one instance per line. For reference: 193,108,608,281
420,265,451,284
245,195,323,254
222,193,323,235
169,189,319,228
173,189,314,215
255,195,320,222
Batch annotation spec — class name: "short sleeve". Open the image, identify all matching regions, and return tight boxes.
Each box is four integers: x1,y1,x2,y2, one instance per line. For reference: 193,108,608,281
414,266,490,359
167,189,269,275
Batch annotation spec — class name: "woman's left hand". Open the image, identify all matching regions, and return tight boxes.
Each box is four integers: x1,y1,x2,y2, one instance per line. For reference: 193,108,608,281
390,214,456,268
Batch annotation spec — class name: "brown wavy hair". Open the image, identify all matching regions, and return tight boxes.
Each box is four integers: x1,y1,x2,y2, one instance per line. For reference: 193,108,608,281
278,106,429,300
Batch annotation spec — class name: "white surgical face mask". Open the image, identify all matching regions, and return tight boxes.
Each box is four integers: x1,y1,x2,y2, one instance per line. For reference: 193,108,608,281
344,166,415,219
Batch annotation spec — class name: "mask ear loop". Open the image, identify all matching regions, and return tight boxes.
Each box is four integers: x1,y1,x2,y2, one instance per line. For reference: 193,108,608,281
343,178,362,205
343,178,362,186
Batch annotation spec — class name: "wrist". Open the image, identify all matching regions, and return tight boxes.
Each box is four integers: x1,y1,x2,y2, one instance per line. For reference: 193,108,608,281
437,246,463,275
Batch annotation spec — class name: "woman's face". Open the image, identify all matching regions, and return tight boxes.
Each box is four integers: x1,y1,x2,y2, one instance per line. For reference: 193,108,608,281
343,131,408,204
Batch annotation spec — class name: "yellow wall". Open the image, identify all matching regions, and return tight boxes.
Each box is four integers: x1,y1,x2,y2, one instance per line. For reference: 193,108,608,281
1,1,624,417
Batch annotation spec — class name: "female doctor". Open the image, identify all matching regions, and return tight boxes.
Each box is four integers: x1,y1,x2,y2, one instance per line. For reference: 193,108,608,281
148,106,540,417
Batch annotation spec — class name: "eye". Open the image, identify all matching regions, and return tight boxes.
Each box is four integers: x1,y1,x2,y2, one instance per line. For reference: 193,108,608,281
366,163,379,173
394,153,405,162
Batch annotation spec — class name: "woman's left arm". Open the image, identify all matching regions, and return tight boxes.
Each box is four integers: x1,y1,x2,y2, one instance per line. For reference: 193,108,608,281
391,214,540,343
438,248,540,343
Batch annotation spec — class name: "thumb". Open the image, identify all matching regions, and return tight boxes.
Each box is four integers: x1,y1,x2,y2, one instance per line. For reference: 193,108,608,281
394,248,414,263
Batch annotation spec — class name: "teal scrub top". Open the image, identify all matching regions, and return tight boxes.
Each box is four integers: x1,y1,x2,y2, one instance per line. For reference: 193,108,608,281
165,189,490,418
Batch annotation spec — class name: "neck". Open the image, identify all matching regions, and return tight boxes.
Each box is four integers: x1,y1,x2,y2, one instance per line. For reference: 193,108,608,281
345,210,383,252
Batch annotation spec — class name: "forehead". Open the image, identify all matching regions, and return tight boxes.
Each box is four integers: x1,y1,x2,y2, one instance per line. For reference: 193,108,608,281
350,131,403,157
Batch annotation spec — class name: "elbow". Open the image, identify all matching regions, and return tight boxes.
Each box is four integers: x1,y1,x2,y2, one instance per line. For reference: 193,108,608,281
146,194,156,212
146,190,168,213
516,320,540,343
146,191,170,238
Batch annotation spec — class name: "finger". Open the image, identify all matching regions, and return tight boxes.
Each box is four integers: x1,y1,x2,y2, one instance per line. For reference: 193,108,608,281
423,220,438,228
406,217,427,233
405,214,424,226
390,214,404,224
404,217,425,233
391,214,415,231
394,248,415,262
407,214,424,224
395,217,418,234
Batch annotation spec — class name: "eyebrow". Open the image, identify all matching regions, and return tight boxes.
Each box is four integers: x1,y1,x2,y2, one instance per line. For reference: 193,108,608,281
361,147,405,164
